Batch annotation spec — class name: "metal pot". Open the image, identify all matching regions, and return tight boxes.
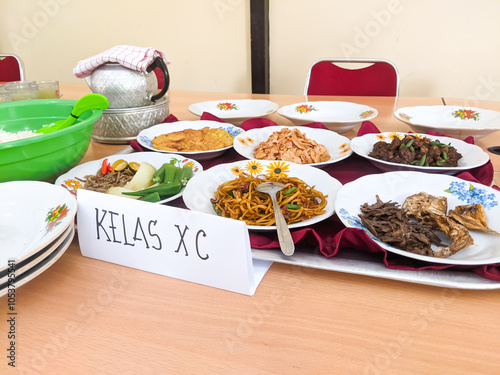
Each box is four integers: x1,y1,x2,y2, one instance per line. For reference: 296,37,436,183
85,56,169,109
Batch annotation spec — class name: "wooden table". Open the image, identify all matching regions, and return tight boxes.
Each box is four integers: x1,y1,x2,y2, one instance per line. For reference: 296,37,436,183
2,84,500,375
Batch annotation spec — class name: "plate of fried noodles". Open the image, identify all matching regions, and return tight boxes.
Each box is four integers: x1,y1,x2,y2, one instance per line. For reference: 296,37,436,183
182,159,342,230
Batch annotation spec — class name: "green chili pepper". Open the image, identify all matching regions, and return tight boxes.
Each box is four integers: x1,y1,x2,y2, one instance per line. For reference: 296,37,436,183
283,186,297,195
409,146,415,152
122,182,182,197
442,151,448,160
285,204,302,210
436,160,447,166
212,203,222,216
419,154,427,166
405,139,414,148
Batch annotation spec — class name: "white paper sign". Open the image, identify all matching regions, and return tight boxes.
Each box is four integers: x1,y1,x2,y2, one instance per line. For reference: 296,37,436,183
76,189,272,295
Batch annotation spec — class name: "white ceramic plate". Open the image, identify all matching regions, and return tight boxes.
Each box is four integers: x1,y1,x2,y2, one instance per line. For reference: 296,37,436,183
0,181,76,269
56,152,203,204
183,159,342,231
351,132,489,174
0,224,75,297
277,101,378,133
335,171,500,265
233,125,352,168
394,106,500,140
136,120,245,161
188,99,279,125
0,223,73,285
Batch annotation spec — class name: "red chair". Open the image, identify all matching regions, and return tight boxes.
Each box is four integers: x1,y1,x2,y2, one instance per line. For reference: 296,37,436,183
304,58,399,100
0,54,25,82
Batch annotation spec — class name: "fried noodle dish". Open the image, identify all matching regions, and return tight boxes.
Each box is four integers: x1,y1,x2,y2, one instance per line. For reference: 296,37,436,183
210,172,328,226
253,128,330,164
359,192,498,257
152,127,233,152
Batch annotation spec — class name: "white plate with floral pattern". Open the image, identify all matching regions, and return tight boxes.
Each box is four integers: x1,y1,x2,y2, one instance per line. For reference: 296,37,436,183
278,101,378,133
56,152,203,205
394,106,500,139
0,181,76,270
0,224,75,297
136,120,244,161
183,159,342,231
188,99,279,125
335,171,500,265
351,132,489,174
233,125,352,168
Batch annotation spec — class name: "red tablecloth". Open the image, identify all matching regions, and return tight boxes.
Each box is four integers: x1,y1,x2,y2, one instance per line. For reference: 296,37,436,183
130,113,500,281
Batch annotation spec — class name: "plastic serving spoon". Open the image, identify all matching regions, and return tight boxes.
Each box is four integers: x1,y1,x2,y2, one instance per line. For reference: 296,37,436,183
36,93,109,134
256,181,295,256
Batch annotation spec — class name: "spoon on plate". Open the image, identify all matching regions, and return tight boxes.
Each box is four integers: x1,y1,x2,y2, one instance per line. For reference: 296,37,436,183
256,181,295,256
36,94,109,134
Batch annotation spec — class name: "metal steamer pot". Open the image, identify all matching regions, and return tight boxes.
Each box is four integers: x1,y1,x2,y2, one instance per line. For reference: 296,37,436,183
85,56,170,109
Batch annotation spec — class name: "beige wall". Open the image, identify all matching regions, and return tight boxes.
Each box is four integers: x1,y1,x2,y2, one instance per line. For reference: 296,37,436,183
1,0,500,103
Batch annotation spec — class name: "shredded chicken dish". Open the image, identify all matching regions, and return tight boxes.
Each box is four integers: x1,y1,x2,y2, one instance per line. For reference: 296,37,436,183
253,128,330,164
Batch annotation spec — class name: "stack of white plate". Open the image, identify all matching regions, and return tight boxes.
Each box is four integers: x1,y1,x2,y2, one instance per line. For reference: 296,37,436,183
0,181,77,296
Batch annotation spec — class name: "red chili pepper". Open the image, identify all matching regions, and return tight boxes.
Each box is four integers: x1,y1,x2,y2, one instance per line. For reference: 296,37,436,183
102,158,109,175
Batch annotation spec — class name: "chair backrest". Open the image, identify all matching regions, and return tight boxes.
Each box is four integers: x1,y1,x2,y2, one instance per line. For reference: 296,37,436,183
0,54,25,82
304,58,399,100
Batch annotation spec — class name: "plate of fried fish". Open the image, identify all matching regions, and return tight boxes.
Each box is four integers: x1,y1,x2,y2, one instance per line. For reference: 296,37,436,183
335,171,500,265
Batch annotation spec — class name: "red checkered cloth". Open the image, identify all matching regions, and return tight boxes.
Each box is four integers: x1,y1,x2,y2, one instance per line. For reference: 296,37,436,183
73,45,168,79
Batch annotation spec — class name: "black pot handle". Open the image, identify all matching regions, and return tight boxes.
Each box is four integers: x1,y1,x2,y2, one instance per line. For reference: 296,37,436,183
147,56,170,102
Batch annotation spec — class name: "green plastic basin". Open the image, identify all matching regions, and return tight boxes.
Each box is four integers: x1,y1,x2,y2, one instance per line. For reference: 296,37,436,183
0,99,102,182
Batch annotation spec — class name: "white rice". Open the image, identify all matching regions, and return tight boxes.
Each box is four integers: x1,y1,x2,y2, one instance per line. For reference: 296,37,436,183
0,129,42,144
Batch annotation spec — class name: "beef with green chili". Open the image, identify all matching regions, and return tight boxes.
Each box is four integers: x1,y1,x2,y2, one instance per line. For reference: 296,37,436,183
369,134,462,167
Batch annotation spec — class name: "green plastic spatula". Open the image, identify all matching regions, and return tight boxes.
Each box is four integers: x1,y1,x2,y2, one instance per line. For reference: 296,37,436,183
36,94,109,134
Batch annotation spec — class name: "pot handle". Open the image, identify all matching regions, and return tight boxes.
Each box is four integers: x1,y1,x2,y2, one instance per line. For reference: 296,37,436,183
147,56,170,102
